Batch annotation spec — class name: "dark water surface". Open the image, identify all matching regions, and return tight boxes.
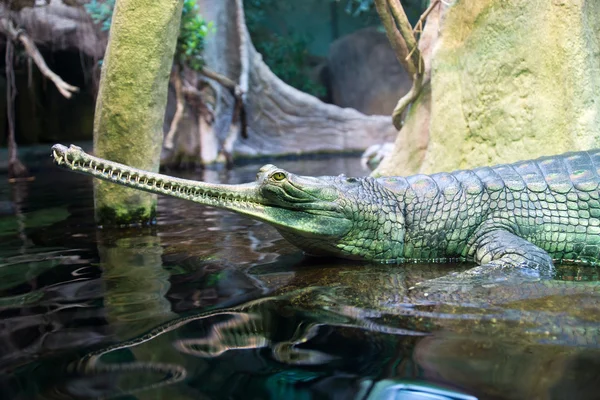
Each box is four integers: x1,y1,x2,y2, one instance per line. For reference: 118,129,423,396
1,157,600,400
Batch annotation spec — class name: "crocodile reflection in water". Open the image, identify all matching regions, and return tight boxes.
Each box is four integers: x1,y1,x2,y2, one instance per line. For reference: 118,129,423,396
70,261,600,399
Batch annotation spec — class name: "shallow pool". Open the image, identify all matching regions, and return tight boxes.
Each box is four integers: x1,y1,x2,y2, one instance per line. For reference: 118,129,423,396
1,156,599,400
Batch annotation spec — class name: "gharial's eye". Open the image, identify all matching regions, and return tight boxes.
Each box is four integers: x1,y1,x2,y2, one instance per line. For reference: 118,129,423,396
271,171,286,181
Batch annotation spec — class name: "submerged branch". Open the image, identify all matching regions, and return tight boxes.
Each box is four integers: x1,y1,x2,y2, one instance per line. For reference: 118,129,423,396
0,16,79,98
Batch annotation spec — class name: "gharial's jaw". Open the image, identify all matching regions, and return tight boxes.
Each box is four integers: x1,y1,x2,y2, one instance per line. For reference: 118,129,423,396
51,144,353,245
52,144,263,214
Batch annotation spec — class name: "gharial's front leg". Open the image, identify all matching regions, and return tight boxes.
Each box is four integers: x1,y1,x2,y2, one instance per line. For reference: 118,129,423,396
412,229,554,293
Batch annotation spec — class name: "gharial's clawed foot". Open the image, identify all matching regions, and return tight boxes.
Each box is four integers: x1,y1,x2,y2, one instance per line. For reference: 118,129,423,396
410,228,556,296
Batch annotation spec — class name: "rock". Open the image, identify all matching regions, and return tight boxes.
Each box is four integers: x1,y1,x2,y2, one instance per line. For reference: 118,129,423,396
16,0,107,58
422,0,600,174
325,27,411,116
376,0,600,176
361,142,394,171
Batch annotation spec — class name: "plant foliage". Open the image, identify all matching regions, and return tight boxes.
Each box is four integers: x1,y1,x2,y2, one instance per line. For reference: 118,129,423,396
176,0,212,71
85,0,211,71
84,0,115,31
244,0,325,97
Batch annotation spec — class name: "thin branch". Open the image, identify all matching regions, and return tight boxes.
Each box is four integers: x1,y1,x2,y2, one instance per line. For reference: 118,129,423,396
373,0,416,76
200,66,239,92
413,0,441,36
181,83,203,98
387,0,422,74
200,65,247,136
374,0,441,130
0,17,79,98
5,39,28,180
392,72,423,130
164,68,185,150
180,79,214,123
199,34,248,142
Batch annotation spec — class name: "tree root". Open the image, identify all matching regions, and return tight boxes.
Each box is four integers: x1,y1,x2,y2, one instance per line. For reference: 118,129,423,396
0,16,79,98
164,68,185,150
200,65,247,140
392,71,423,130
234,0,248,139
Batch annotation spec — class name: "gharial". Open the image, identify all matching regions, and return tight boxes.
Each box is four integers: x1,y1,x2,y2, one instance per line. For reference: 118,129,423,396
51,144,600,288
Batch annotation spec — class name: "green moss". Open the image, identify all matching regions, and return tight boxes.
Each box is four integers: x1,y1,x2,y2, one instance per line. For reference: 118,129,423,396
96,204,156,227
93,0,183,225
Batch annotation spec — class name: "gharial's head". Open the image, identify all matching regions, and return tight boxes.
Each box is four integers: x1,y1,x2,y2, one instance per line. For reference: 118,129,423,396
243,164,406,262
51,144,406,262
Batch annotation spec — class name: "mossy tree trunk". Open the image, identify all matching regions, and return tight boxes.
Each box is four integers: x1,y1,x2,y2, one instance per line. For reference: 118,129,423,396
93,0,183,225
374,0,600,177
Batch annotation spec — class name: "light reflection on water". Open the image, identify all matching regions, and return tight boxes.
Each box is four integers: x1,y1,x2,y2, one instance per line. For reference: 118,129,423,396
0,156,599,400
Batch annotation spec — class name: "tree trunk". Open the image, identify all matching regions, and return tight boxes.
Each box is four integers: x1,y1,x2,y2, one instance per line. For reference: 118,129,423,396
162,0,397,166
93,0,183,225
375,0,600,176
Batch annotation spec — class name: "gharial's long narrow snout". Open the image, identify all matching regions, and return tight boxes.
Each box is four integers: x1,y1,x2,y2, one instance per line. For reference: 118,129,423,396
51,144,261,210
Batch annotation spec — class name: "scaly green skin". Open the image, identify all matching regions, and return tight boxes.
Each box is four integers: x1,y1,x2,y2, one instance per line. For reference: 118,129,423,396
51,144,600,286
